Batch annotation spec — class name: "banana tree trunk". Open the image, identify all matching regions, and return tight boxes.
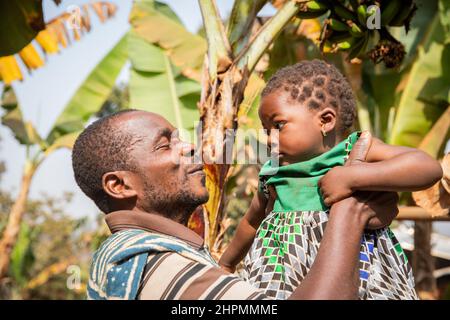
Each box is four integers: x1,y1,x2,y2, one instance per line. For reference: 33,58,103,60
199,67,250,252
0,160,37,280
197,0,301,252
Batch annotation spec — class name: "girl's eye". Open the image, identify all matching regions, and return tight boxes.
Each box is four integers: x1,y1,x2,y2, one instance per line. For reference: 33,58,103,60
274,122,285,130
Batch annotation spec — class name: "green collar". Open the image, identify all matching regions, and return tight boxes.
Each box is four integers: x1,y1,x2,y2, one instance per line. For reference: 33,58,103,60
260,131,360,212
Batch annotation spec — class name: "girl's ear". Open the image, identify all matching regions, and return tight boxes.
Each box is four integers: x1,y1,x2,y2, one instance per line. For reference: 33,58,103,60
317,107,337,136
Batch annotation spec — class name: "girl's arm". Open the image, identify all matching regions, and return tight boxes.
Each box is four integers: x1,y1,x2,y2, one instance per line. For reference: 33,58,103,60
319,137,443,206
219,190,269,273
353,138,443,191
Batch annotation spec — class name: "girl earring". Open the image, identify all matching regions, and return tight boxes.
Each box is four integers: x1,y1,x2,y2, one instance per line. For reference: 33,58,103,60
321,126,327,137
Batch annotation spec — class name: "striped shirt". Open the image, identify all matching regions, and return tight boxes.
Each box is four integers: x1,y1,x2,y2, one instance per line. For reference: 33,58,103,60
103,210,271,300
137,251,269,300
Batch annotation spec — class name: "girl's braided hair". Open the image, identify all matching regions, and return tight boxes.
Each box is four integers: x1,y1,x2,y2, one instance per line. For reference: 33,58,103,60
262,60,357,133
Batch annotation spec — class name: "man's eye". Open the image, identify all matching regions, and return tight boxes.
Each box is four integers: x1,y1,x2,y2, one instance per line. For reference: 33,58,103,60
156,143,170,150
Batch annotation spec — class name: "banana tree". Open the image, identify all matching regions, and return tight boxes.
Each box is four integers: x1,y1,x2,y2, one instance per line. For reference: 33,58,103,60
349,0,448,299
0,36,128,280
36,0,297,251
350,0,449,147
3,0,422,258
194,0,429,251
193,0,304,250
112,0,419,251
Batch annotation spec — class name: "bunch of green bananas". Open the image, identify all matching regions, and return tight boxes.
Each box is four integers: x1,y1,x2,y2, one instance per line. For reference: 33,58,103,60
293,0,417,68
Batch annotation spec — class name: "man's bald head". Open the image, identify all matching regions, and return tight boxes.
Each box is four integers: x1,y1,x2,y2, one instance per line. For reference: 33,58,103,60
72,109,147,212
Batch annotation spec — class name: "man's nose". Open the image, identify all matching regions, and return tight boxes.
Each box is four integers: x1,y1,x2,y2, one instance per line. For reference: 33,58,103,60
178,141,195,158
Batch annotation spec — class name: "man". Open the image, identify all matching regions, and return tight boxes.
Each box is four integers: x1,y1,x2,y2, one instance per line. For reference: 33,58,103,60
72,109,399,300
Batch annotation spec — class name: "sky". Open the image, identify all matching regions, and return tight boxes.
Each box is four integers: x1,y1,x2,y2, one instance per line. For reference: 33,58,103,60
0,0,276,223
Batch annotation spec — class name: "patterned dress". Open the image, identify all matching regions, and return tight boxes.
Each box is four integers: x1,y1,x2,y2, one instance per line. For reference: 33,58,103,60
243,132,418,300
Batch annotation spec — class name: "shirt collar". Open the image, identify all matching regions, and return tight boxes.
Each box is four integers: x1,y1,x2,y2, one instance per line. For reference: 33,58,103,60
105,210,204,250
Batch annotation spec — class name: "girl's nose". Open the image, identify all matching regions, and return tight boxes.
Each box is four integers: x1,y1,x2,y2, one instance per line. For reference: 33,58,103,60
268,131,279,150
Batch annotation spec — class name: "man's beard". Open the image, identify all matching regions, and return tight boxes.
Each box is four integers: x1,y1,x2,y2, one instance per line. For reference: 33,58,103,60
140,177,208,225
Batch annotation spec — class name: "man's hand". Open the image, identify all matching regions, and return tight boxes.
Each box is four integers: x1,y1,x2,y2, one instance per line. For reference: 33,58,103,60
361,191,399,229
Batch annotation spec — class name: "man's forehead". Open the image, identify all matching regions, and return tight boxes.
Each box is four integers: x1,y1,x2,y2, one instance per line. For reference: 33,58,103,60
114,111,175,136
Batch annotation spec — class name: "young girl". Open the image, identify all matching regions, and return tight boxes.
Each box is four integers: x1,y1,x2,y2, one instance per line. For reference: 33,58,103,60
219,60,443,300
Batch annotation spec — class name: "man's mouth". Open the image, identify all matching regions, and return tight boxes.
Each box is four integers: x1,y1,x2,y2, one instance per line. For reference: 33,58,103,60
187,164,205,175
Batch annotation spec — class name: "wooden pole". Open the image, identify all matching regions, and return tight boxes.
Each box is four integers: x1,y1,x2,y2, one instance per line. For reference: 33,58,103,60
397,206,450,221
413,221,438,299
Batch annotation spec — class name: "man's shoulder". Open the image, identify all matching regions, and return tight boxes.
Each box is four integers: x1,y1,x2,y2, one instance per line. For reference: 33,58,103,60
95,230,194,257
92,229,217,270
138,251,270,300
88,229,214,300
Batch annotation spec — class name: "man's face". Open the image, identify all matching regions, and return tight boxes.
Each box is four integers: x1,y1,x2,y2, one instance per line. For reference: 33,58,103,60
113,111,209,219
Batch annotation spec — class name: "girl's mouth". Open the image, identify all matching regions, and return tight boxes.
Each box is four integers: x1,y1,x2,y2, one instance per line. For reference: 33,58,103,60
271,152,284,161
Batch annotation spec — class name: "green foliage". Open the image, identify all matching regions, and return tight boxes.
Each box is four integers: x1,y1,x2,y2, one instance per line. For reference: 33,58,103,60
0,0,45,56
0,185,103,299
128,31,201,135
130,0,206,81
96,83,130,118
9,223,36,286
388,35,449,147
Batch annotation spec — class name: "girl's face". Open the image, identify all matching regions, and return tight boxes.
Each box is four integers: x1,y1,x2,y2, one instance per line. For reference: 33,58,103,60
259,89,329,166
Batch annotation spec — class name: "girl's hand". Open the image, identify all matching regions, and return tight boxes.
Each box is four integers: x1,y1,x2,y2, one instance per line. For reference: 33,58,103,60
319,131,373,207
319,166,355,206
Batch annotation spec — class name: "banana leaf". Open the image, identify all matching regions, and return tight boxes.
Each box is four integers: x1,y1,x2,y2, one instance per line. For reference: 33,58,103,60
128,31,200,137
0,2,118,84
0,0,45,56
439,0,450,43
46,35,128,145
1,86,45,148
418,106,450,158
129,0,207,82
44,131,82,157
360,65,405,139
227,0,268,54
389,15,450,147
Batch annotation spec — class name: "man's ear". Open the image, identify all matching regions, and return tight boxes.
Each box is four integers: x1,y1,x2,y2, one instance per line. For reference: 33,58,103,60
102,171,138,200
317,107,337,135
